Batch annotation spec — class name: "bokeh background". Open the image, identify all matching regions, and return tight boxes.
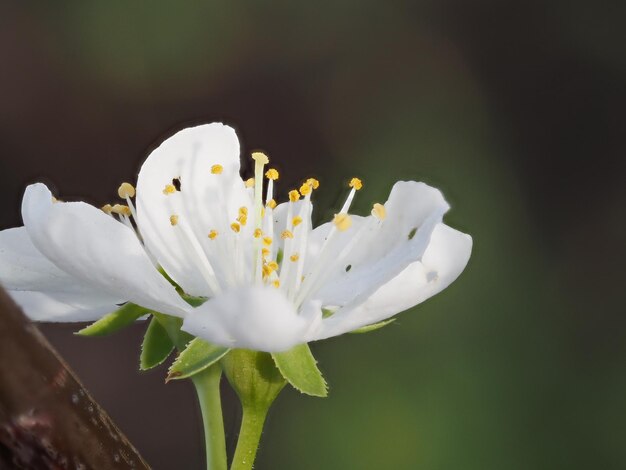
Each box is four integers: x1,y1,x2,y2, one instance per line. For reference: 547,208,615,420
1,1,625,469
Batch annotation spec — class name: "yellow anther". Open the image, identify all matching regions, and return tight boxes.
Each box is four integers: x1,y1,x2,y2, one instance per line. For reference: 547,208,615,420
111,204,132,216
349,177,363,190
262,237,273,246
292,216,303,227
211,164,223,174
170,215,179,226
262,248,270,258
262,264,272,278
251,151,269,164
299,182,312,196
288,190,300,202
281,230,294,239
272,280,280,288
290,253,300,262
306,178,320,189
372,203,386,220
237,206,248,225
117,182,136,199
245,178,255,188
208,230,218,240
267,261,279,271
253,228,263,238
265,168,279,180
163,184,176,195
267,199,277,209
101,204,113,214
230,222,241,233
333,213,352,231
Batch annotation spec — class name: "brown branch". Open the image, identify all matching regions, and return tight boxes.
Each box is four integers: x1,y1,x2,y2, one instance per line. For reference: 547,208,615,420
0,287,150,469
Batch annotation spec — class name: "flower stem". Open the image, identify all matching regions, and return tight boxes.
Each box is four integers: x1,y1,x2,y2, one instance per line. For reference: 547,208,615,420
191,364,228,470
230,404,269,470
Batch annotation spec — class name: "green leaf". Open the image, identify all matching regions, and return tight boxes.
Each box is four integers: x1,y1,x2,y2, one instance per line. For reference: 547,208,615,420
350,318,396,334
272,343,328,397
140,316,175,370
76,303,150,337
167,337,230,382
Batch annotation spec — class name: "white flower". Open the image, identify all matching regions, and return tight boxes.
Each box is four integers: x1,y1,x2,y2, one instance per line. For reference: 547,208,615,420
0,123,471,352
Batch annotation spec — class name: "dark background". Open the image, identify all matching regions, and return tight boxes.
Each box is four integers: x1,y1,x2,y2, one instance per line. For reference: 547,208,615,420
1,1,625,469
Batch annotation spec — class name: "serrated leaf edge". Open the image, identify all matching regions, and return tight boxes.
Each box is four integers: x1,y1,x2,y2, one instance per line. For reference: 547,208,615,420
272,346,328,398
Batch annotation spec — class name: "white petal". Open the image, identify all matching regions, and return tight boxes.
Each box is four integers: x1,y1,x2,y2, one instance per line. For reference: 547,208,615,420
10,290,120,322
0,227,119,298
21,183,189,318
310,223,472,340
306,181,449,307
182,286,320,352
0,226,124,322
136,123,252,295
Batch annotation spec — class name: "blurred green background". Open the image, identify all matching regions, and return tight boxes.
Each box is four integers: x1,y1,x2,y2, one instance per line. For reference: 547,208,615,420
1,1,625,469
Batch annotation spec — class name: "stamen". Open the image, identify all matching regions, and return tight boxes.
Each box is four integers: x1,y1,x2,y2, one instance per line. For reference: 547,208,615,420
273,280,280,288
237,210,248,225
290,253,300,262
349,177,363,190
111,204,132,216
252,152,269,282
101,204,113,214
263,237,273,246
333,213,352,231
245,178,255,188
211,164,223,174
265,168,279,180
163,184,177,195
170,215,179,226
262,248,270,258
267,199,277,209
292,216,303,227
208,230,218,240
372,203,386,220
306,178,320,189
299,182,312,196
288,190,300,202
230,222,241,233
281,230,294,239
253,228,263,238
117,182,136,199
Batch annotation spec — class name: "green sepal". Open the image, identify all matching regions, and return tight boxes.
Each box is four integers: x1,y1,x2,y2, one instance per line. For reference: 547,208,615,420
166,337,230,382
75,303,150,337
222,349,286,408
272,343,328,397
152,312,193,350
182,294,209,307
350,318,396,334
140,316,175,370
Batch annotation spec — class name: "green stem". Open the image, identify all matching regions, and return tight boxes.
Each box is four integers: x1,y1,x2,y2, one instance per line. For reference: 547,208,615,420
230,404,269,470
192,365,228,470
154,314,227,470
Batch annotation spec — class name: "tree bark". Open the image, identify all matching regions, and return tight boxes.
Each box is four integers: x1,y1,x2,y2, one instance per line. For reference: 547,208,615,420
0,288,150,469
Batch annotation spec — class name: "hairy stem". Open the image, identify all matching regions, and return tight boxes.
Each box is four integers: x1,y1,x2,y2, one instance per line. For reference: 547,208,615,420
230,404,269,470
192,365,228,470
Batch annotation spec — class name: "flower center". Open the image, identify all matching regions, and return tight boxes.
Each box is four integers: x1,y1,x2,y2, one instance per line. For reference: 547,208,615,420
104,154,387,306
